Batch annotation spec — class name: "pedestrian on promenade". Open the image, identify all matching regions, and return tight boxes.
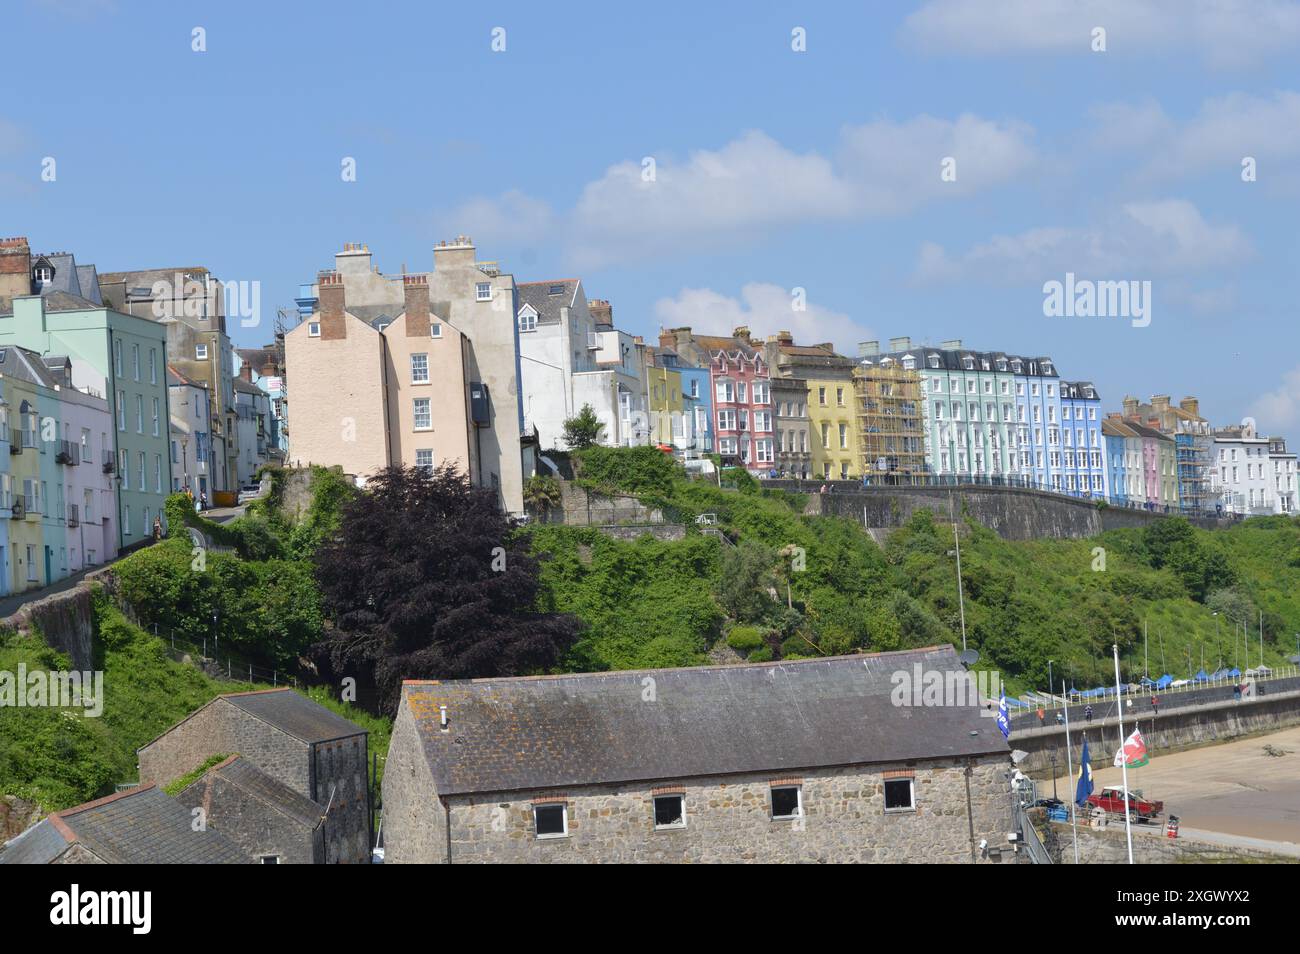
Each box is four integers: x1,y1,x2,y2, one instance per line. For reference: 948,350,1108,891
1151,694,1159,715
1085,703,1093,724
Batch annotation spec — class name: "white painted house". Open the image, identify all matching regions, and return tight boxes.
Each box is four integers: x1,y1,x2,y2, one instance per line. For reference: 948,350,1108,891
516,280,647,450
1211,419,1273,515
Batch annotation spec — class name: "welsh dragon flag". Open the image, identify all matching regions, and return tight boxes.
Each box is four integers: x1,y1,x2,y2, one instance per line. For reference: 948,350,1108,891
1114,728,1150,768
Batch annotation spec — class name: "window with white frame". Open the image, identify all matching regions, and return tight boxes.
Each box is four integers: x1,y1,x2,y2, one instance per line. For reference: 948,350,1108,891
196,344,208,360
533,802,567,838
717,409,737,431
755,439,773,464
751,381,769,404
518,311,536,332
411,353,429,384
475,282,492,302
150,348,157,384
715,379,735,403
430,323,442,338
653,794,686,829
308,322,321,337
117,392,126,431
413,398,432,430
152,398,160,436
114,339,123,377
132,344,140,381
415,449,434,473
771,785,802,820
884,777,915,811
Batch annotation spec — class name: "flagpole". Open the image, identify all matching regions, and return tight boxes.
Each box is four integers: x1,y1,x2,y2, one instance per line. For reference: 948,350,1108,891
1113,643,1134,864
1061,676,1080,864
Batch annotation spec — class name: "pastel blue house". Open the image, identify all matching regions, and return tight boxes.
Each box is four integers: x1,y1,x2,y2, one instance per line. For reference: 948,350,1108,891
1059,381,1107,498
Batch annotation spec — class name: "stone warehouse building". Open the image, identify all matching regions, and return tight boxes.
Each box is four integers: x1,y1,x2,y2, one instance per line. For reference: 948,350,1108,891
137,688,370,863
174,755,327,864
383,646,1011,863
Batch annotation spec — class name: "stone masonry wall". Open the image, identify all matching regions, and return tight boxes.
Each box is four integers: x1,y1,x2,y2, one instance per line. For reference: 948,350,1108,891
385,752,1011,864
312,735,370,864
1040,817,1291,864
380,702,447,864
808,485,1228,541
1012,688,1300,775
137,700,310,794
176,773,319,864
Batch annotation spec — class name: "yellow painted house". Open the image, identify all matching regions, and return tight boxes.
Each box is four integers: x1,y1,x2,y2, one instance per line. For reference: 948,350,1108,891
762,333,860,480
644,357,683,446
4,372,46,593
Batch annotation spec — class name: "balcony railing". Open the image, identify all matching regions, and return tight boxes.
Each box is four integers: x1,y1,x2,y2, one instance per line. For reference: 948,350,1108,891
55,440,80,466
68,504,79,528
102,451,115,474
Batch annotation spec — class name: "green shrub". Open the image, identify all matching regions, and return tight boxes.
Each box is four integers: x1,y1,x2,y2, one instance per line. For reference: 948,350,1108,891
726,625,765,652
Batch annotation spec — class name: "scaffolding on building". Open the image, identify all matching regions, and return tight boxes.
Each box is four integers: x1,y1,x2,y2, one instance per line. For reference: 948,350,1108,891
854,363,927,484
1175,427,1211,514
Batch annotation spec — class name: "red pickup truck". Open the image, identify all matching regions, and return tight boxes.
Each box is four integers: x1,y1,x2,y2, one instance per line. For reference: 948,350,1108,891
1087,787,1164,822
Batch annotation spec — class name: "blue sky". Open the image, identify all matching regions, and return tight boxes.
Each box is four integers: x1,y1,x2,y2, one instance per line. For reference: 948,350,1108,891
3,0,1298,437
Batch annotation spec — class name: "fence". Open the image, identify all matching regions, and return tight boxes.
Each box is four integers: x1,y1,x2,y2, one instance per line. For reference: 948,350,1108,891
122,606,299,688
1009,666,1300,730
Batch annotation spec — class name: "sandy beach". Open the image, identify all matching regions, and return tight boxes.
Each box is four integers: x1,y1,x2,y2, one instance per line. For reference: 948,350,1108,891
1046,725,1300,845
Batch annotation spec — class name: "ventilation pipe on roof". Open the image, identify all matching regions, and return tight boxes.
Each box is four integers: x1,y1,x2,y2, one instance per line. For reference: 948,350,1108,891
439,705,449,731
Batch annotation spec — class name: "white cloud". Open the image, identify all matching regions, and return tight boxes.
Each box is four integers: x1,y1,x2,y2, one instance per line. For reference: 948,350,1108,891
450,116,1035,269
1249,364,1300,432
913,199,1250,284
1090,91,1300,181
902,0,1300,68
653,283,871,356
441,189,557,249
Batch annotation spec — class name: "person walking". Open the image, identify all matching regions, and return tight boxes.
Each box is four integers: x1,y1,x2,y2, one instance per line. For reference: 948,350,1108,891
1037,705,1045,727
1085,703,1094,724
1150,693,1159,715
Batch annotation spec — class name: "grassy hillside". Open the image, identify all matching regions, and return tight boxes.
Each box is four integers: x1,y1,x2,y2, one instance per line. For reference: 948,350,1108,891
0,589,388,813
528,448,1300,697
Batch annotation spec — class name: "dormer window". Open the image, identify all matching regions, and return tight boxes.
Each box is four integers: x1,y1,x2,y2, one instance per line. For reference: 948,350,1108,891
32,264,53,285
927,354,940,368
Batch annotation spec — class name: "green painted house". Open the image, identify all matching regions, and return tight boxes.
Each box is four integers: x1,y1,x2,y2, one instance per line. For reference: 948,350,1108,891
1,293,172,551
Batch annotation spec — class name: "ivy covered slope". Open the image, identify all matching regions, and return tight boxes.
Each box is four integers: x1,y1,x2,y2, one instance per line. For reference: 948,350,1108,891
0,593,389,813
526,447,1300,695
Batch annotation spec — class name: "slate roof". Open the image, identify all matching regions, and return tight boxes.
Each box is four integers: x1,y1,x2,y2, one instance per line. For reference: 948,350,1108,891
33,289,103,312
34,252,101,304
0,344,63,390
517,279,580,325
0,786,249,864
400,645,1007,796
218,689,367,744
874,345,1060,378
185,756,325,830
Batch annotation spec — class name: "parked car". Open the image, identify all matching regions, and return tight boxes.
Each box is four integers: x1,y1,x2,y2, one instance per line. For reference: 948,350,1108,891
237,484,263,504
1087,786,1163,822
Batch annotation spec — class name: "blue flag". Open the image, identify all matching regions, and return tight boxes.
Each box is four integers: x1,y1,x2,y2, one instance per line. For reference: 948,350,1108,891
996,691,1010,739
1075,737,1094,807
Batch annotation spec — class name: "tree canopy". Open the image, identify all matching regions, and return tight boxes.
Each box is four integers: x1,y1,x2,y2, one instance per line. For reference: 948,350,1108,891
313,464,581,713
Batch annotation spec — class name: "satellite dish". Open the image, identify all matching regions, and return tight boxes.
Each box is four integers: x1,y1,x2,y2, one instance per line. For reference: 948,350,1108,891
958,649,980,669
